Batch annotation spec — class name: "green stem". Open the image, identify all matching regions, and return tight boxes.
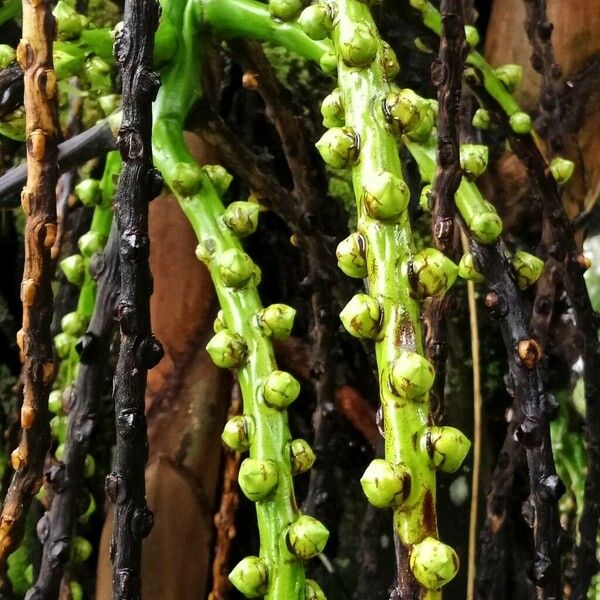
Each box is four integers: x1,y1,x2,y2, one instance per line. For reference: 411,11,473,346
404,134,502,244
152,0,326,597
200,0,330,63
316,0,469,596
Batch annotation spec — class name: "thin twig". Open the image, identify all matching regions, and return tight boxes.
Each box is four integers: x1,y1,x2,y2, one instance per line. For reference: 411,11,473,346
0,0,58,579
462,231,481,600
107,0,163,596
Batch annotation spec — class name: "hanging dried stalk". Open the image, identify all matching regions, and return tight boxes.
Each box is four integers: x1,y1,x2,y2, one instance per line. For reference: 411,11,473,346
0,0,58,577
107,0,163,596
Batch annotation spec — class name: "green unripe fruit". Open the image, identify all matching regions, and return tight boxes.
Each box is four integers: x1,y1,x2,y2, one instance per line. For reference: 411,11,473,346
229,556,268,597
263,370,301,409
460,144,488,180
549,157,575,184
61,311,88,336
99,93,120,117
512,250,544,289
361,459,410,508
171,162,203,197
50,415,68,443
472,108,491,130
298,4,332,40
238,458,278,501
340,294,381,339
24,564,34,586
54,332,75,359
54,49,85,80
287,515,329,559
269,0,301,21
222,415,255,452
78,492,96,524
469,211,503,244
195,240,216,264
213,309,226,333
464,25,480,48
73,536,93,563
48,389,63,414
319,50,338,73
53,1,85,40
78,231,107,258
290,439,316,475
203,164,233,197
419,184,432,212
206,329,247,369
315,126,359,169
0,45,16,69
458,253,484,283
223,201,260,237
339,23,378,67
60,254,85,287
509,111,532,134
305,579,327,600
385,89,421,130
55,443,65,461
362,171,410,221
70,581,83,600
256,303,296,339
336,232,367,279
389,351,435,400
494,64,523,93
84,454,95,478
218,248,255,288
410,537,459,590
409,248,458,297
422,426,471,473
381,41,400,80
321,89,345,129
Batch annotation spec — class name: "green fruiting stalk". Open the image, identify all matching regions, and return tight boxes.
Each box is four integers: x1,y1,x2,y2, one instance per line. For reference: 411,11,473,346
315,0,468,595
152,1,329,596
405,133,502,245
200,0,332,63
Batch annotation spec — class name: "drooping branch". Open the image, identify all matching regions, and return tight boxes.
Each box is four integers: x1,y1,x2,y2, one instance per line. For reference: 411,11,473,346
26,222,120,600
107,0,163,596
424,0,466,421
0,118,118,208
0,0,58,579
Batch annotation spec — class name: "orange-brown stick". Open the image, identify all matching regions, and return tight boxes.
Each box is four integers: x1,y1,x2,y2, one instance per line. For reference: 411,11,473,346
0,0,58,579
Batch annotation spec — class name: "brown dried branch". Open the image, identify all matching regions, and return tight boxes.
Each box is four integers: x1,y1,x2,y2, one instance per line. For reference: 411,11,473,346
106,0,163,596
0,0,59,578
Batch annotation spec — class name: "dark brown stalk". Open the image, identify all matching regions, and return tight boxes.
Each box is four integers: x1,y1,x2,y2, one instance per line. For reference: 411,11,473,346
210,383,241,600
229,39,345,525
26,223,120,600
508,134,600,600
522,0,563,154
470,238,564,599
424,0,466,422
0,0,58,579
0,119,117,208
0,64,23,118
106,0,163,596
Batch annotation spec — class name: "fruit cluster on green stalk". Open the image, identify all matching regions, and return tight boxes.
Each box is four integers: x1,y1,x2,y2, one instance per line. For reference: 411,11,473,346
404,129,544,290
301,0,470,595
152,0,336,597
